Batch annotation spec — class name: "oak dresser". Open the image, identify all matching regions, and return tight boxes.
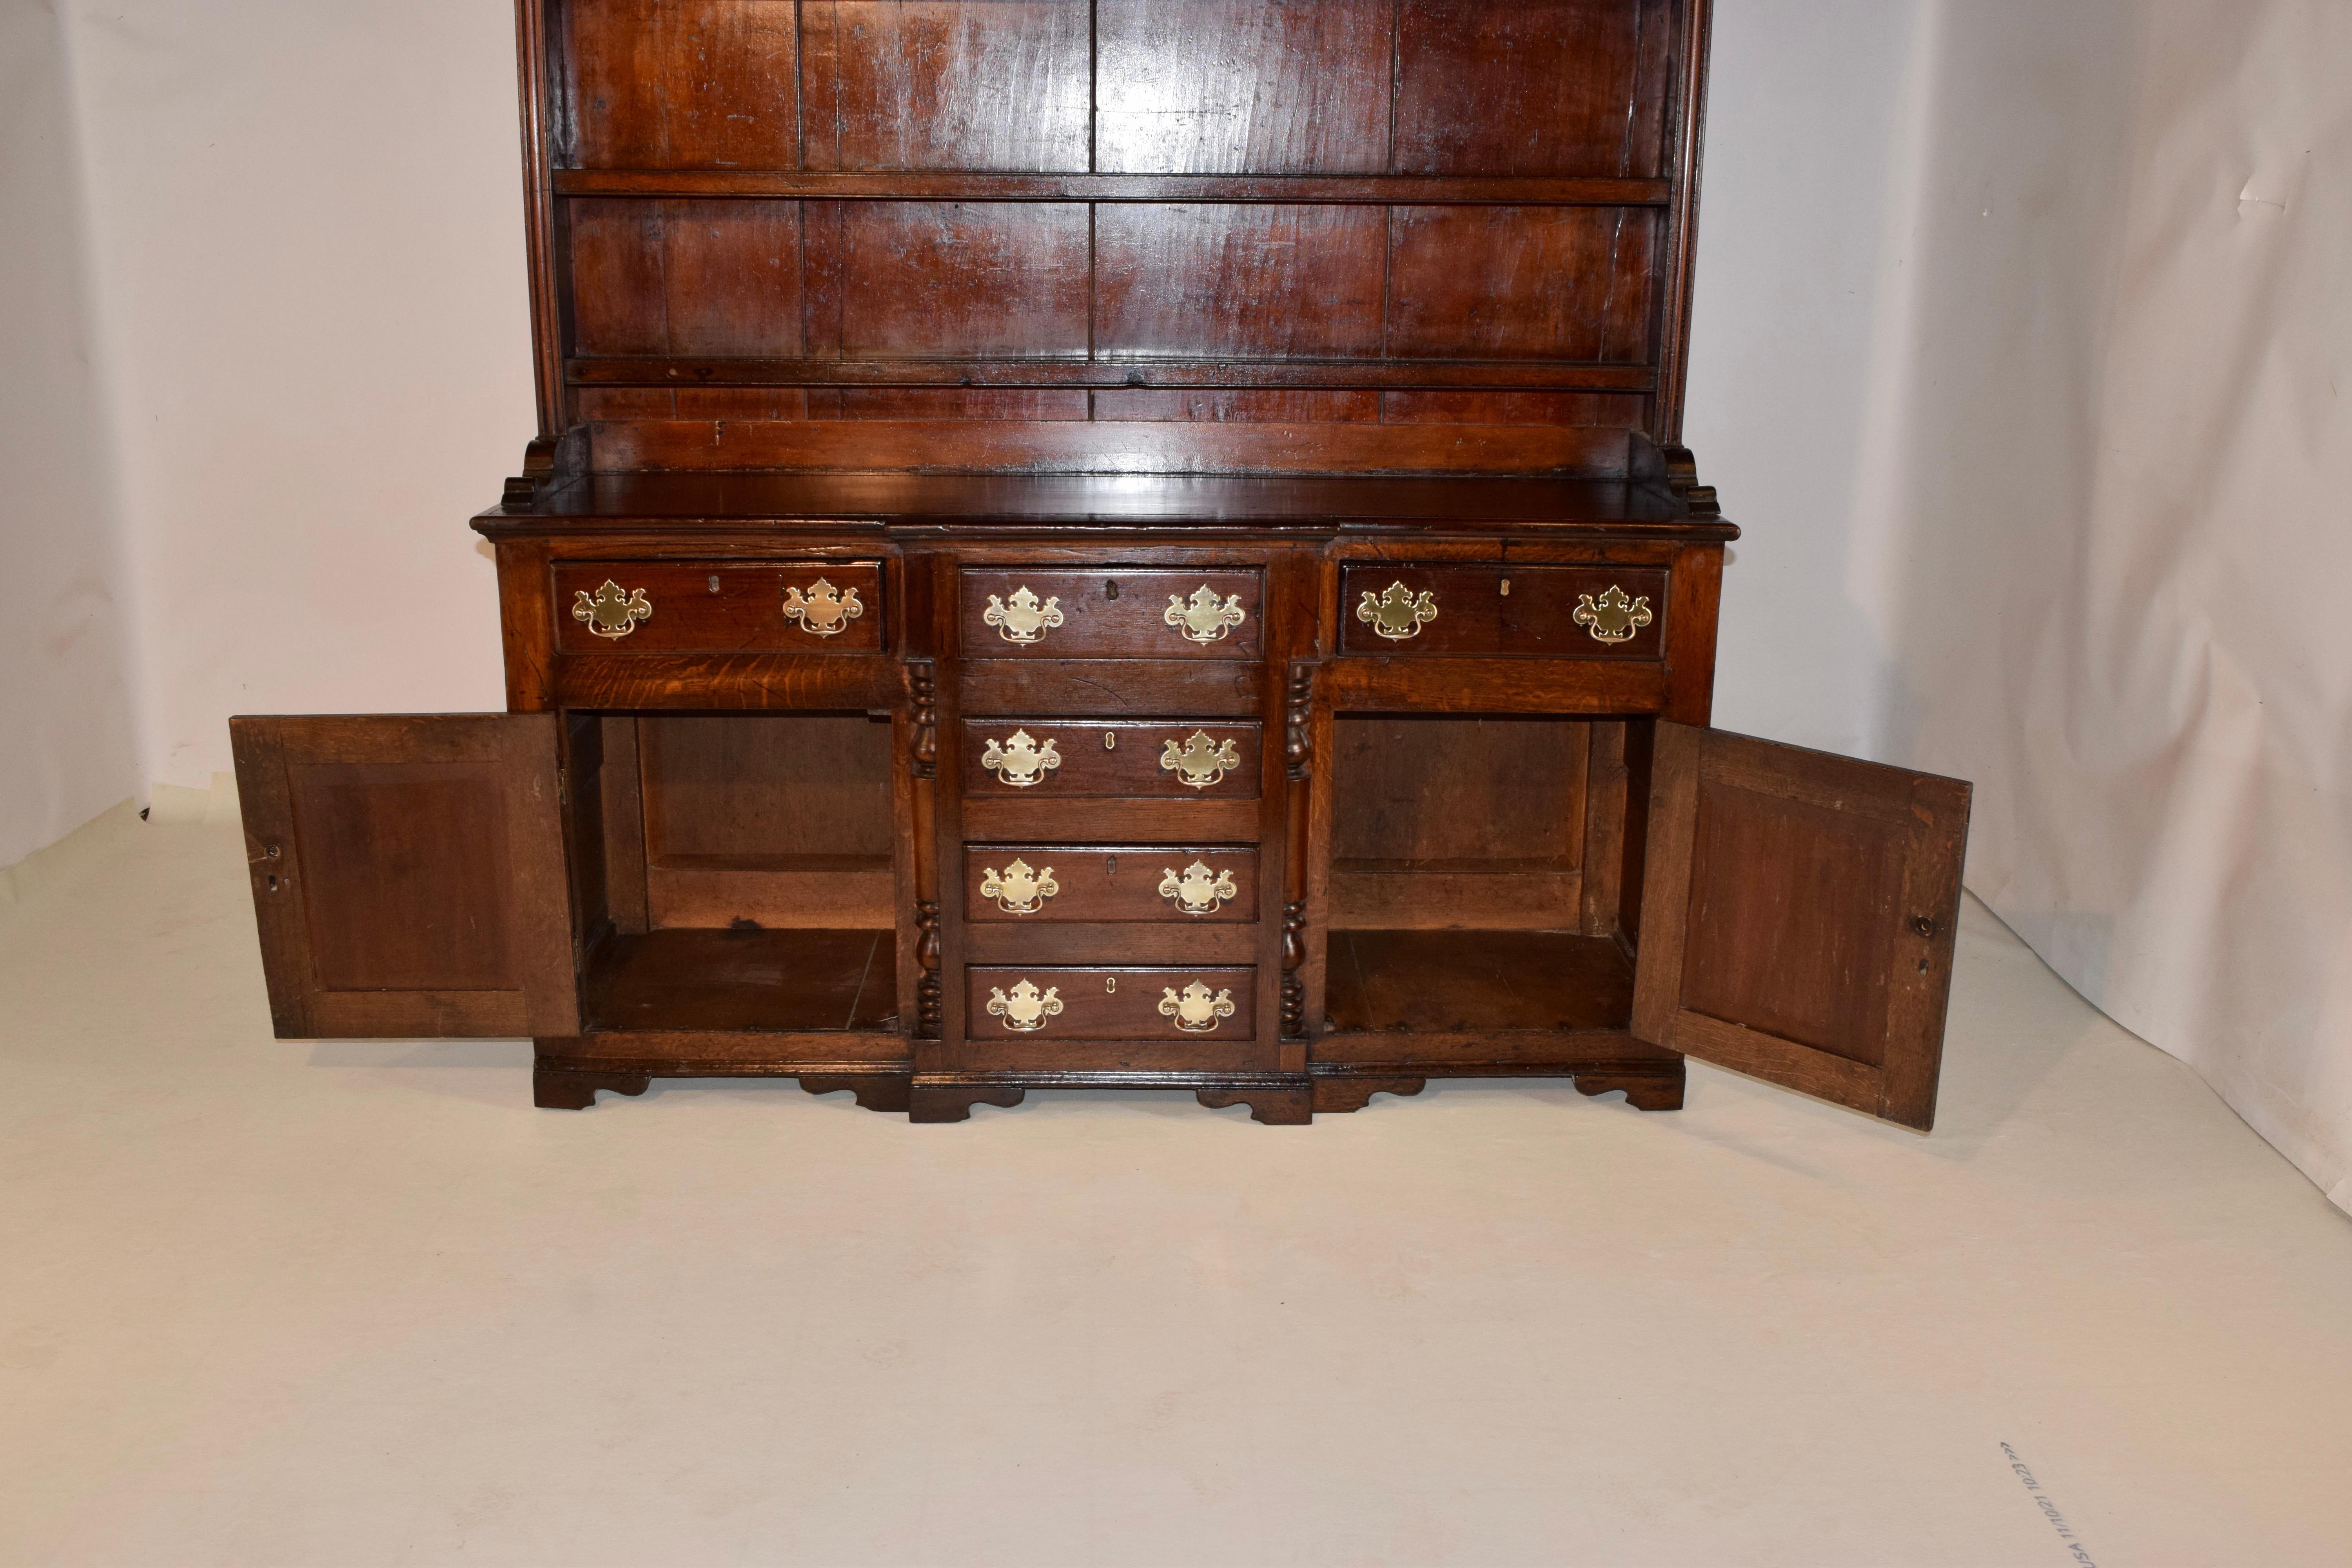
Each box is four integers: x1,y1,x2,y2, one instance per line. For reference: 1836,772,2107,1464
231,0,1972,1127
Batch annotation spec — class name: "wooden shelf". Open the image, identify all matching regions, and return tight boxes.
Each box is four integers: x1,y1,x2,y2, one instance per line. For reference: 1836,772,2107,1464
552,170,1673,207
568,357,1661,394
585,928,897,1034
1324,929,1633,1035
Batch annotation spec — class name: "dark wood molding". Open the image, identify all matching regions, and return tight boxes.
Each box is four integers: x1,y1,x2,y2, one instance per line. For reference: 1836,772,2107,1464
554,170,1675,206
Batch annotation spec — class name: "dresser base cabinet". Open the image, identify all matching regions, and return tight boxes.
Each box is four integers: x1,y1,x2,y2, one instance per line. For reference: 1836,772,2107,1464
227,0,1977,1131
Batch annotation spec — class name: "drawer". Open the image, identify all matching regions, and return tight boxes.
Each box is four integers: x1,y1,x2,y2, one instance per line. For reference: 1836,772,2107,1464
960,720,1262,798
965,966,1257,1042
1338,564,1668,659
964,844,1258,923
554,561,885,654
958,570,1262,659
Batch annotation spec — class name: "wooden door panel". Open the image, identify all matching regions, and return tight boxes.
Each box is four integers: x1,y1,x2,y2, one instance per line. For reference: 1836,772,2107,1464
1634,722,1970,1130
230,715,578,1040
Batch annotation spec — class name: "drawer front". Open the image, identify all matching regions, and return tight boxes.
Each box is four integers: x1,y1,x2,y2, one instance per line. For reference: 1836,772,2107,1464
1339,565,1668,659
555,562,886,654
964,844,1259,923
965,966,1258,1042
959,570,1263,659
960,720,1263,799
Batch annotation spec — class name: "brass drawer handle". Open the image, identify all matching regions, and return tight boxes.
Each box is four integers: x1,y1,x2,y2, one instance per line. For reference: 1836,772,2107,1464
782,577,863,637
979,729,1061,788
986,979,1062,1032
1165,583,1247,645
1573,585,1655,644
1160,981,1237,1033
1356,581,1439,641
1160,730,1243,789
982,584,1063,645
572,580,653,639
1159,860,1240,916
979,858,1058,915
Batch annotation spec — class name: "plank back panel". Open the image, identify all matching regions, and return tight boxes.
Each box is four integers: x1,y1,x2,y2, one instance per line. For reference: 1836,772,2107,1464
534,0,1713,472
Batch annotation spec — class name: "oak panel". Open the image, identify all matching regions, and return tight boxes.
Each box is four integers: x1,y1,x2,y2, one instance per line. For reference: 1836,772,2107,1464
1386,207,1657,363
800,0,1091,172
830,202,1090,358
568,0,801,169
1095,205,1388,360
1393,0,1655,176
1094,0,1395,174
569,199,804,358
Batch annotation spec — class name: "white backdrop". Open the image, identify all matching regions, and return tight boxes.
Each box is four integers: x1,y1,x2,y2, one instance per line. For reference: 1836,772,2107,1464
4,0,2346,1209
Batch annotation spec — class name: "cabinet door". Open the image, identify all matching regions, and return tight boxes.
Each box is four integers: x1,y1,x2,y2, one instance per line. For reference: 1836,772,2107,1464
229,714,579,1039
1633,722,1971,1130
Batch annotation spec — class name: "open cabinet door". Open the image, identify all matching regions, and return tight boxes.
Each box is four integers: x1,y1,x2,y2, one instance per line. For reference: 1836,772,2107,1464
1633,722,1971,1130
229,714,579,1039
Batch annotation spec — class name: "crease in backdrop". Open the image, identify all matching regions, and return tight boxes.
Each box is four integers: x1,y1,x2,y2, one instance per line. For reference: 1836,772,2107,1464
5,0,2348,1210
1838,0,2352,1211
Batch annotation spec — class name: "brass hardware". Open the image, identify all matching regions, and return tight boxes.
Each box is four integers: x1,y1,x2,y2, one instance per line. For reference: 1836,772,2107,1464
1105,976,1117,994
1161,730,1243,790
986,979,1062,1032
979,728,1061,788
1572,584,1655,644
706,575,720,593
978,858,1058,916
1104,731,1116,750
782,577,864,637
1356,581,1439,641
1105,579,1119,601
982,584,1063,645
1105,855,1117,874
1159,860,1240,916
1913,915,1938,938
1500,576,1511,597
1159,981,1237,1033
1165,584,1248,645
572,580,653,639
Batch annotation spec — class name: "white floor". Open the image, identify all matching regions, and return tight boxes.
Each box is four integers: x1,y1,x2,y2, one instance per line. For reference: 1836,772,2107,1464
2,805,2349,1568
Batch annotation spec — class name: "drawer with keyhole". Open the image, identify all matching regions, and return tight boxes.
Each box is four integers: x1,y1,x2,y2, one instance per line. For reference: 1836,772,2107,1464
1338,564,1668,658
963,845,1259,923
959,570,1261,659
959,720,1263,798
553,561,885,654
964,966,1258,1042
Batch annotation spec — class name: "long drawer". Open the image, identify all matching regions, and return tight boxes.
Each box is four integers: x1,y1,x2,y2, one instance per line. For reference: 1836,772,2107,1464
959,569,1261,659
554,561,886,654
964,844,1258,923
1338,564,1668,659
960,719,1262,798
964,965,1258,1042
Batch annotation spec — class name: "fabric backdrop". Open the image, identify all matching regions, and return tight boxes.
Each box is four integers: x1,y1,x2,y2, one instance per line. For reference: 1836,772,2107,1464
1733,0,2352,1211
5,0,2347,1209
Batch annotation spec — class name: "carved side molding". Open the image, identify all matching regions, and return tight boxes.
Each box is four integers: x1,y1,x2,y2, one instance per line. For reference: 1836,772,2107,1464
1626,433,1721,519
908,660,938,780
1280,900,1308,1039
915,900,942,1038
1285,662,1314,782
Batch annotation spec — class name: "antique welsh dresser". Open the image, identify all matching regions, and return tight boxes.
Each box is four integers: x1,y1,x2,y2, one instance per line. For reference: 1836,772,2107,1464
231,0,1973,1126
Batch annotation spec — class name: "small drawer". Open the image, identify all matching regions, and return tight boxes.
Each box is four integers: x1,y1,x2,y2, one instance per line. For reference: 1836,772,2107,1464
1339,564,1668,659
964,844,1259,923
959,569,1262,659
965,966,1258,1042
555,562,885,654
961,720,1263,798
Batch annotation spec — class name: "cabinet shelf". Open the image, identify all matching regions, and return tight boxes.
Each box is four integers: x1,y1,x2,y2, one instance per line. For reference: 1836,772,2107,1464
1324,929,1632,1036
585,928,897,1035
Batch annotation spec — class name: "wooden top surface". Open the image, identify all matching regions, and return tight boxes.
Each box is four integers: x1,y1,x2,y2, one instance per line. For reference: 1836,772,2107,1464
472,472,1737,539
